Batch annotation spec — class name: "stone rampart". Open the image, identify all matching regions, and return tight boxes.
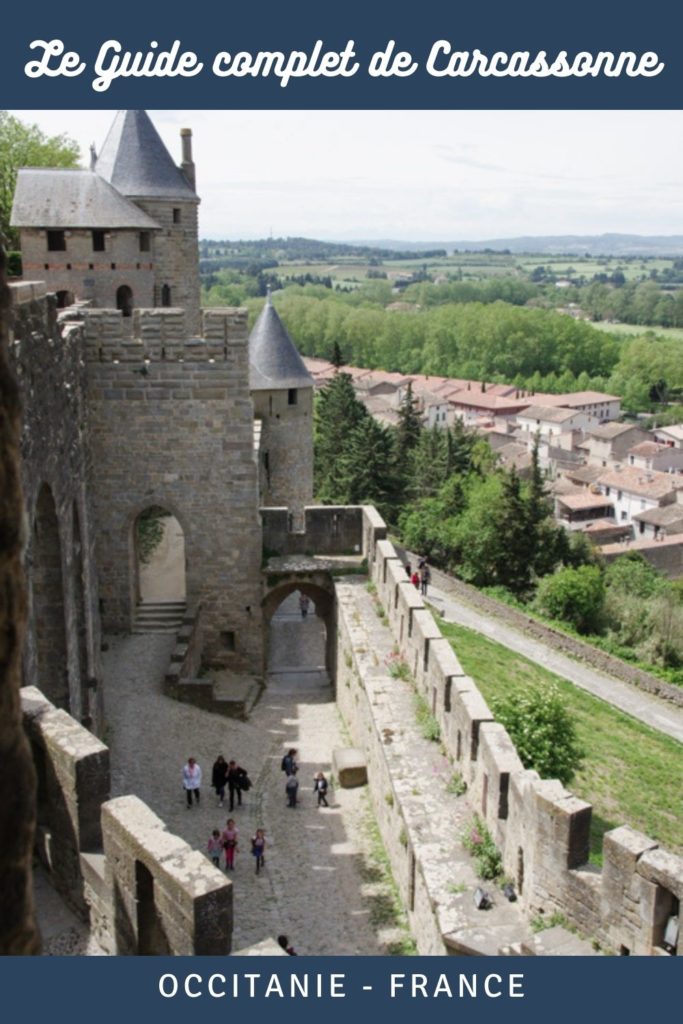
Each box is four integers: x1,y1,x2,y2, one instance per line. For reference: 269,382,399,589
261,504,386,561
8,284,104,731
21,687,232,955
335,526,683,956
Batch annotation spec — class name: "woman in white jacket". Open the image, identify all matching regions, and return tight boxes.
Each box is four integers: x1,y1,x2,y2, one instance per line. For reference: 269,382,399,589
182,756,202,808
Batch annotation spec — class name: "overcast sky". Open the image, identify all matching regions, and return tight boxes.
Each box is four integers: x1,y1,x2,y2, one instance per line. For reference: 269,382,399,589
11,109,683,242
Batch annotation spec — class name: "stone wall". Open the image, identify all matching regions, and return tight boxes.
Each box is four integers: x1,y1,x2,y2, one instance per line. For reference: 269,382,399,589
84,305,263,670
262,505,367,557
7,283,104,731
21,687,233,955
252,385,314,518
19,227,156,310
134,199,201,336
335,525,683,956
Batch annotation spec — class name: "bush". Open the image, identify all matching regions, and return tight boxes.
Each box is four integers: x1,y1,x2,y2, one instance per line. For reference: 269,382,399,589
491,683,584,786
461,814,503,880
534,564,605,634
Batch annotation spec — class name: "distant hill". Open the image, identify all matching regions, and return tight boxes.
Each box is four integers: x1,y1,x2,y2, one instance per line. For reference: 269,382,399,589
349,234,683,257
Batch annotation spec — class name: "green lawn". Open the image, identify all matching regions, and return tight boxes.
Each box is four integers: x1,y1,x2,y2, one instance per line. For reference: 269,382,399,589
590,320,683,342
438,619,683,863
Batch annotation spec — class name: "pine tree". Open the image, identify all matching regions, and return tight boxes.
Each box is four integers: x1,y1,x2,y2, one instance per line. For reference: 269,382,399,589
331,340,343,369
314,373,367,502
396,382,422,463
338,417,399,517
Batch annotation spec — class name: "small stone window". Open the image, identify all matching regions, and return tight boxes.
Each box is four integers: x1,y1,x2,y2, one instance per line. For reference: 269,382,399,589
139,231,151,252
173,208,181,224
47,230,66,251
161,284,171,307
220,630,236,652
288,388,298,406
92,230,106,252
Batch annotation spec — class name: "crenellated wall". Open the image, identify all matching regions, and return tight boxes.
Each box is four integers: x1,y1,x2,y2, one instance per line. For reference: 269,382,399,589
21,687,233,955
336,524,683,956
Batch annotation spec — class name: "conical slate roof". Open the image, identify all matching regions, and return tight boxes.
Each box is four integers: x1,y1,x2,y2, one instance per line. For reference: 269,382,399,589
95,110,198,201
249,295,314,391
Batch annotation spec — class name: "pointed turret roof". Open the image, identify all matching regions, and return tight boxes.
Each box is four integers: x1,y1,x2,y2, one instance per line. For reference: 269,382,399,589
95,110,198,201
249,295,314,392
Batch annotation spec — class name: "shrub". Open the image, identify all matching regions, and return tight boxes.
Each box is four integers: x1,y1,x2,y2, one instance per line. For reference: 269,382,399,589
414,693,441,742
491,683,584,785
385,650,411,681
534,564,605,634
461,814,503,880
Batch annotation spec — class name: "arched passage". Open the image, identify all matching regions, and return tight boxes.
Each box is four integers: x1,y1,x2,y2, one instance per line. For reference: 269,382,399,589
116,284,133,317
31,484,69,708
133,506,186,606
56,290,74,309
262,578,336,686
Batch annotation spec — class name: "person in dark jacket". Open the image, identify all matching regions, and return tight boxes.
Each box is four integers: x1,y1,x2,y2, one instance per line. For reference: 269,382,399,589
227,759,247,811
313,771,329,807
212,755,229,807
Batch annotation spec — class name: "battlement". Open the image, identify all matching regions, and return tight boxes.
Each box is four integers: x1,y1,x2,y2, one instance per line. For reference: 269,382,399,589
62,305,248,362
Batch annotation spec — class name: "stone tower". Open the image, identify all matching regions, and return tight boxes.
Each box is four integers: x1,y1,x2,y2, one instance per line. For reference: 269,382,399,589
249,294,314,519
95,110,201,335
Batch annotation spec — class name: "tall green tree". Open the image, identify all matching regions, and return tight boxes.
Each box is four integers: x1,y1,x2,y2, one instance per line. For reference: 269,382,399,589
337,416,399,517
0,112,80,248
314,372,368,503
395,381,422,463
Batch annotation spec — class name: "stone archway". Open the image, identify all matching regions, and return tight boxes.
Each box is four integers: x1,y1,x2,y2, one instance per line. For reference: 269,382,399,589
262,576,336,684
31,484,69,709
133,506,186,606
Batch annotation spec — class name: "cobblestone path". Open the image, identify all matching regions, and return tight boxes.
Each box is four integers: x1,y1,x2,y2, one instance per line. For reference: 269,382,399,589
103,594,387,955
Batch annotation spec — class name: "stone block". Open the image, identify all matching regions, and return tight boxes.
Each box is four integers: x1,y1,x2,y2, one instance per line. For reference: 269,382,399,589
333,748,368,788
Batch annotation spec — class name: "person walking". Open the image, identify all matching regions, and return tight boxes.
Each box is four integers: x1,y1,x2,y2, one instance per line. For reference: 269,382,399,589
212,755,228,807
227,759,247,812
286,772,299,807
182,756,201,808
420,564,431,597
313,771,329,808
251,828,266,874
278,935,297,955
299,593,311,619
405,561,412,578
281,748,298,776
411,569,420,590
207,829,222,868
221,818,239,871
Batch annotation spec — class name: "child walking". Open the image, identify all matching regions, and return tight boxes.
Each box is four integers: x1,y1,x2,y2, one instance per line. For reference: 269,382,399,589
207,829,222,868
221,818,239,871
251,828,266,874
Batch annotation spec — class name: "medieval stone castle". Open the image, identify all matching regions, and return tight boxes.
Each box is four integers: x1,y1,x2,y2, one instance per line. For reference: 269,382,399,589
2,110,681,957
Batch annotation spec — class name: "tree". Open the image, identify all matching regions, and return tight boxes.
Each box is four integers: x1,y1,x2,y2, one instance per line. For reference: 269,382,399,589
492,684,584,786
534,564,605,634
314,372,367,502
0,112,80,248
331,340,343,368
337,416,399,517
395,381,422,463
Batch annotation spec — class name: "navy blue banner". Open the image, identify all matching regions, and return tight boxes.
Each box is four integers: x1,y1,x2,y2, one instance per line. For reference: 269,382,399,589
1,956,681,1022
0,0,680,108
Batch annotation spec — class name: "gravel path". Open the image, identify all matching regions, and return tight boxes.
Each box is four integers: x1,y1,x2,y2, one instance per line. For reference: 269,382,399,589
102,594,389,954
426,583,683,744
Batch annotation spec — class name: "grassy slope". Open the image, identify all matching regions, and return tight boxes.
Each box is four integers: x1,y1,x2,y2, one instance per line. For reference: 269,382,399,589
438,619,683,863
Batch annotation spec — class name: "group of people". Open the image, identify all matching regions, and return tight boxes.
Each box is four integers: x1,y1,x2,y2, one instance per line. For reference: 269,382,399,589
281,748,329,808
406,556,431,597
181,754,251,811
207,820,266,874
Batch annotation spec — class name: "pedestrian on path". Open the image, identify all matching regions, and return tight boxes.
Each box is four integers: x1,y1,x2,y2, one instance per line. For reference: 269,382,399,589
281,748,298,776
212,755,228,807
286,772,299,807
251,829,266,874
299,593,311,618
411,570,420,590
313,771,329,807
420,564,431,597
227,759,247,811
405,561,412,578
207,829,222,868
221,818,239,871
182,756,201,808
278,935,298,955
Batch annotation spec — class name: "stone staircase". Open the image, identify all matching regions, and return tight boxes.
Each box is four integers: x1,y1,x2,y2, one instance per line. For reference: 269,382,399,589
133,601,187,634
